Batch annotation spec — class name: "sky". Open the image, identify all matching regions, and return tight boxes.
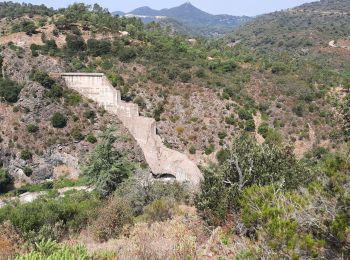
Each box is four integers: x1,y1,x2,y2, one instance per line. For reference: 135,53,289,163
12,0,318,16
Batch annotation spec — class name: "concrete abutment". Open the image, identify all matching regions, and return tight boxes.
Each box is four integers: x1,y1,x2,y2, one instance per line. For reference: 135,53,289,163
60,73,202,186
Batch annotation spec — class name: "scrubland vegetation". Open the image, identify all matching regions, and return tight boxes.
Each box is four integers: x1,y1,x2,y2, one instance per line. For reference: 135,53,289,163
0,1,349,259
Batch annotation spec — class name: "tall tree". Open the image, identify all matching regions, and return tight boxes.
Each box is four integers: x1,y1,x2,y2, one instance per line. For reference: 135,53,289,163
82,129,135,197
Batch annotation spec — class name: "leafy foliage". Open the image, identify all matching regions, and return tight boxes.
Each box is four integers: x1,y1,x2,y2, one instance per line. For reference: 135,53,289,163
0,192,100,241
50,112,67,128
0,78,22,103
16,239,115,259
342,94,350,140
0,169,12,193
30,71,55,89
196,135,313,224
0,2,55,19
82,129,135,197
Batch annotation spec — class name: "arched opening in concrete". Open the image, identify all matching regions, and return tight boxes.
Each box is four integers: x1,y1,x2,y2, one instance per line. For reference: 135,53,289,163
153,173,177,180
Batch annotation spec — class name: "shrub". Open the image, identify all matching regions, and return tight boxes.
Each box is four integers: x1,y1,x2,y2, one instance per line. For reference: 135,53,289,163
143,198,176,223
87,39,112,57
82,129,135,197
196,136,313,224
245,119,256,132
30,71,55,89
342,94,350,140
133,96,146,109
118,47,136,62
153,103,164,122
91,197,133,242
218,131,227,140
293,102,305,117
189,146,196,154
258,122,269,138
238,108,253,120
0,192,100,240
64,90,81,106
27,124,39,133
216,149,230,164
86,133,97,143
176,126,185,135
225,114,235,125
51,112,67,128
0,78,22,103
0,169,12,193
66,34,86,52
23,167,33,177
46,84,63,99
115,178,187,216
179,72,192,83
70,128,84,141
83,110,96,120
108,74,124,87
17,239,115,259
20,150,32,161
240,185,326,258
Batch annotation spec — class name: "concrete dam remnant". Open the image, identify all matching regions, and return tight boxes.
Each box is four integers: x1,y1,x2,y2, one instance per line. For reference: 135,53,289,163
61,73,202,186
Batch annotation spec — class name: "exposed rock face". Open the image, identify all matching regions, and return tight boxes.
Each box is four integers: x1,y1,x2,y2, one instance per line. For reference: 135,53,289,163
61,73,203,186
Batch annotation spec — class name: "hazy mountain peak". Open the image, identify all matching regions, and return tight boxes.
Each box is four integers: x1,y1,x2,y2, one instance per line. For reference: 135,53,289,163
113,2,251,37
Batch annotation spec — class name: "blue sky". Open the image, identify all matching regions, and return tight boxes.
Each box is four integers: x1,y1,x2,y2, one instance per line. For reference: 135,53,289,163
13,0,318,16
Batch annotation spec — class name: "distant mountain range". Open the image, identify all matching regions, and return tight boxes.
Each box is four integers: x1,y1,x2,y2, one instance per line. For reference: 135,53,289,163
113,2,251,37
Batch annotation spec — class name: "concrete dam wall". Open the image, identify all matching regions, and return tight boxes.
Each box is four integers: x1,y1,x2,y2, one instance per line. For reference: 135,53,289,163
61,73,202,186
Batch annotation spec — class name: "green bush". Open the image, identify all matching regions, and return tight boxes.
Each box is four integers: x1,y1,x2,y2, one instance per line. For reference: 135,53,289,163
51,112,67,128
0,192,100,240
225,114,236,125
84,110,96,120
0,169,12,193
196,135,313,224
82,129,135,197
245,119,256,132
86,133,97,143
0,78,22,103
46,84,63,99
204,144,215,155
23,167,33,177
258,122,269,138
64,90,81,106
143,198,176,223
118,47,136,62
70,128,84,141
65,34,86,52
189,146,196,155
27,124,39,133
20,150,32,160
179,72,192,83
17,239,116,259
238,108,253,120
87,39,112,57
218,131,227,140
30,71,55,89
216,149,230,164
115,178,186,216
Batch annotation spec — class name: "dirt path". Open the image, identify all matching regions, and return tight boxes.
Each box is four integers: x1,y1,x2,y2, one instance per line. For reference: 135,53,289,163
253,111,265,144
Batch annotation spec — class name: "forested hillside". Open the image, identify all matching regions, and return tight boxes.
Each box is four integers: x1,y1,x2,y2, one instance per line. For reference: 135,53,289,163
0,1,349,259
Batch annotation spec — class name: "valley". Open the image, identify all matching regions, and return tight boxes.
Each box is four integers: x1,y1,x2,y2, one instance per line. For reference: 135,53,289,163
0,0,349,259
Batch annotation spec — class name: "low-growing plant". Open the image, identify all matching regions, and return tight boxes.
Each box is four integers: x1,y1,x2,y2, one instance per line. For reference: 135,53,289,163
51,113,67,128
91,197,133,242
20,150,32,161
86,133,97,143
27,124,39,133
